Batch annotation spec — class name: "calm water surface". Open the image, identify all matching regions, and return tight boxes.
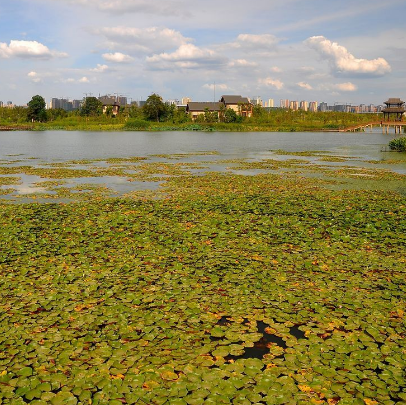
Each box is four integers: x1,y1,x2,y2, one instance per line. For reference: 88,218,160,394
1,130,405,202
0,130,401,161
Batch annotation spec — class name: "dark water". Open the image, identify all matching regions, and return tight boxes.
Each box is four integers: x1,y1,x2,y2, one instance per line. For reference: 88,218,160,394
0,130,402,161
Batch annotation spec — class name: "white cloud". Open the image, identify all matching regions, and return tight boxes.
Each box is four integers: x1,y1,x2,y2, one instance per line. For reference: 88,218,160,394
305,36,391,76
27,71,41,83
79,77,90,83
259,77,284,90
64,0,187,16
232,34,280,51
93,26,189,55
146,43,227,70
270,66,282,73
317,82,358,92
334,82,357,92
0,40,67,59
203,83,228,91
102,52,134,63
297,82,312,90
228,59,258,68
91,64,109,72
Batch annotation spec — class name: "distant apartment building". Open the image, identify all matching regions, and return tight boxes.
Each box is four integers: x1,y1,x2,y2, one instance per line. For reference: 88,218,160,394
117,96,127,106
0,101,3,108
308,102,318,112
268,99,274,108
289,101,299,111
72,100,81,110
181,97,192,105
319,102,328,112
280,99,289,109
250,96,263,106
299,101,308,111
50,98,81,111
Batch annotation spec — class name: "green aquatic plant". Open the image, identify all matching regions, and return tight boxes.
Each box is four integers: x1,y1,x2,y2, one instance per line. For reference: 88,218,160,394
388,137,406,152
1,161,405,403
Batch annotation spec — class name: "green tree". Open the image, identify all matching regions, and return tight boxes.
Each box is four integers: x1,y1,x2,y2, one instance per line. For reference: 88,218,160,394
127,104,142,119
142,93,167,122
27,95,47,122
203,108,218,123
80,97,102,117
224,108,238,123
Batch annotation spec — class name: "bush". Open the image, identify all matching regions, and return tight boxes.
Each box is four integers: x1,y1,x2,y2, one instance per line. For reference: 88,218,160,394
124,119,151,130
388,137,406,151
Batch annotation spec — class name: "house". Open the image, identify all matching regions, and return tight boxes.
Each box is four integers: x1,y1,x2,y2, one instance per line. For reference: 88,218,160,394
220,95,253,117
99,96,121,116
186,102,223,121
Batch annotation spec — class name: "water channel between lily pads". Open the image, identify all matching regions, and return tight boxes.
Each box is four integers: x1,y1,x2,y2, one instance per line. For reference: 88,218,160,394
1,130,405,202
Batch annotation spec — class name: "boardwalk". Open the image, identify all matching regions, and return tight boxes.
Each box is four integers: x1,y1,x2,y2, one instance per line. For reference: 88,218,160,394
341,121,406,134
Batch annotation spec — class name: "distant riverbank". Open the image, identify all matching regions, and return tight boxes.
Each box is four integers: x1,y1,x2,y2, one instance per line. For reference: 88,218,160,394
0,110,385,133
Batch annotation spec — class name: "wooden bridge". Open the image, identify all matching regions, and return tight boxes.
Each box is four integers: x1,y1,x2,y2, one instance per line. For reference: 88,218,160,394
340,121,406,134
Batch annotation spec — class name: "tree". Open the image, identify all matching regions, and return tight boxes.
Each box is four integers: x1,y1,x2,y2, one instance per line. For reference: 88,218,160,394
27,95,47,122
224,108,238,123
142,93,167,122
80,97,102,117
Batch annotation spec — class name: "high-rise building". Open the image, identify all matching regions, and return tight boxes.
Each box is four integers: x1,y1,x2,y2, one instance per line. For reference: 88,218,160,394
290,101,299,111
319,102,328,112
50,98,81,111
308,101,318,112
280,99,289,109
250,97,262,106
117,97,127,106
268,99,274,108
299,101,308,111
181,97,191,105
72,100,82,110
0,101,4,107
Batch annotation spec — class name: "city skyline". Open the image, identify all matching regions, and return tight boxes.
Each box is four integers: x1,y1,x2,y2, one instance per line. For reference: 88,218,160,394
1,0,405,105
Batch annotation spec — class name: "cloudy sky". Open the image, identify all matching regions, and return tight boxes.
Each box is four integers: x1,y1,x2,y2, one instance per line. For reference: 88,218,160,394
1,0,405,106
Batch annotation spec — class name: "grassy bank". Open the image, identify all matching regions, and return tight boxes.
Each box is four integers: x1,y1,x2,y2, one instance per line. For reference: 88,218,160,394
0,109,381,132
0,158,405,404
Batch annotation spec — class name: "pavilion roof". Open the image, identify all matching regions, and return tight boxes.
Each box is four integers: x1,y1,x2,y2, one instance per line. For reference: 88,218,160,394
384,98,405,106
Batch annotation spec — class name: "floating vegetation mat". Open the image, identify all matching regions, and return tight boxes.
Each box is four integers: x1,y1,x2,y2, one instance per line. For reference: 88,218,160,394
0,152,406,404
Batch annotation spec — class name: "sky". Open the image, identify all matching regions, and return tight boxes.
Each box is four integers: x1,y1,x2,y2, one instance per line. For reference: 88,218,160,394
1,0,405,106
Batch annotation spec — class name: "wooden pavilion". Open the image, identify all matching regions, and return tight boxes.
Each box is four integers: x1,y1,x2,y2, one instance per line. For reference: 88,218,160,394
382,98,405,121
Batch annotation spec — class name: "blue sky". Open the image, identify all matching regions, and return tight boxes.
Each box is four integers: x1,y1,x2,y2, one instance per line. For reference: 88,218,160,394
1,0,405,106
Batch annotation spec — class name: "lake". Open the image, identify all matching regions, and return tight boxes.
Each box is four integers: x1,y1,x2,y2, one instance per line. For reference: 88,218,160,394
0,129,402,161
1,130,405,203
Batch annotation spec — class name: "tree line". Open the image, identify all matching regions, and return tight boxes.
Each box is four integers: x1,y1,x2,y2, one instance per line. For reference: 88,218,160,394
0,94,382,130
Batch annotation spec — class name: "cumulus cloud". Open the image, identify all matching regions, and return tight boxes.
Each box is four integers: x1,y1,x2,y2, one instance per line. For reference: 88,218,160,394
259,77,284,90
0,40,67,59
27,71,41,83
146,43,227,70
93,26,189,54
305,36,391,76
102,52,134,63
228,59,258,68
231,34,280,51
62,0,187,16
297,82,312,90
334,82,357,92
91,64,109,72
318,82,358,92
79,77,90,83
203,83,228,91
270,66,282,73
